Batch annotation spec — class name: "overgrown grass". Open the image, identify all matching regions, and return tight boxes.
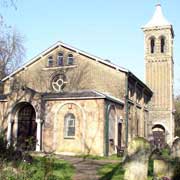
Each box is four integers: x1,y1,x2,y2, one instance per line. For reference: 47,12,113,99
0,156,75,180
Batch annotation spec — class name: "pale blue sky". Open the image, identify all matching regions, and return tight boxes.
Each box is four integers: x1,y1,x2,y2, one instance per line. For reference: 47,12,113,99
1,0,180,94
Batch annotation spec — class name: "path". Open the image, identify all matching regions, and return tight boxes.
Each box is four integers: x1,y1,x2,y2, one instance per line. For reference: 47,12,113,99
56,155,120,180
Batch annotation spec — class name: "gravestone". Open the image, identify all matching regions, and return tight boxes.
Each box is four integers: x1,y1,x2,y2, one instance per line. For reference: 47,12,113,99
123,137,151,180
153,158,174,179
171,137,180,158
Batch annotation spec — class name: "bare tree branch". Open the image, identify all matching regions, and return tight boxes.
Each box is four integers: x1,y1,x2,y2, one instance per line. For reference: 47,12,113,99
0,16,25,79
0,0,17,10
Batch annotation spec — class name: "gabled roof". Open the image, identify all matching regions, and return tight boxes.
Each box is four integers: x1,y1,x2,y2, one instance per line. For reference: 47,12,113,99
143,4,171,28
2,41,128,82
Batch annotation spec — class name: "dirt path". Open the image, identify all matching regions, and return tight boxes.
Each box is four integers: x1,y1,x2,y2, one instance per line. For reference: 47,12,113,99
56,155,120,180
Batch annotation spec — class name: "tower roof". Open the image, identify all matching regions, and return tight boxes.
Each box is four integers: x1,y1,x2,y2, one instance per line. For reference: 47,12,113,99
144,4,171,28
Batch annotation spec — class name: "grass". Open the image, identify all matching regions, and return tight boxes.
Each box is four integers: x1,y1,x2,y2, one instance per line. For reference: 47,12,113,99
0,156,75,180
98,163,124,180
76,154,122,161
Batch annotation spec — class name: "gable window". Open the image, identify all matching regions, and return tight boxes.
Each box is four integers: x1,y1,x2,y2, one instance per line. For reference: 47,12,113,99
150,38,155,54
64,113,75,137
48,56,53,67
160,37,165,53
57,53,63,66
67,54,74,65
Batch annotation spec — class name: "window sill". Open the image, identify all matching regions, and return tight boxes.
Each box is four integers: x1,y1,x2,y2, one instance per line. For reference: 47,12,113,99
43,65,77,70
64,136,75,139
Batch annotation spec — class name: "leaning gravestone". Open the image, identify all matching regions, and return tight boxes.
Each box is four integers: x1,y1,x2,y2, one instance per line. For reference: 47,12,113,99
123,137,151,180
171,137,180,158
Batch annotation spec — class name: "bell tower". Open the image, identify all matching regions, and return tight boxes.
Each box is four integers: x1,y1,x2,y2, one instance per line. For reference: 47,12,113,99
142,4,174,144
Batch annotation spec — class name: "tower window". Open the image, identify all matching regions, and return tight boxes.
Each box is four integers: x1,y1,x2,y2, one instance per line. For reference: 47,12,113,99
47,56,53,67
161,37,165,53
57,53,63,66
150,38,155,54
67,54,74,65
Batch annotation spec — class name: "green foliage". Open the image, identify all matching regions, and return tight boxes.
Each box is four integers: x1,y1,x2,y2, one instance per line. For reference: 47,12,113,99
0,132,74,179
0,156,74,180
161,147,171,159
148,159,154,178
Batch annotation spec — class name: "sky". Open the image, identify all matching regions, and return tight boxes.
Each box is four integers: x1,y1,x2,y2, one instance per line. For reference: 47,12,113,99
1,0,180,94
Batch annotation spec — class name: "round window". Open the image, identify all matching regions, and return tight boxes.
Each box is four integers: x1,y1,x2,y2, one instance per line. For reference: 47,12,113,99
51,74,67,92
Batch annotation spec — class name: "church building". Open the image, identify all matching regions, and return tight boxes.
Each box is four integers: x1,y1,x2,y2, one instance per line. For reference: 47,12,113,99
0,4,174,156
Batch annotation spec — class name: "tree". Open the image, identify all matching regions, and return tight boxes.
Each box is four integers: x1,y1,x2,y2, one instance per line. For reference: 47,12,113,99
0,16,25,79
175,96,180,137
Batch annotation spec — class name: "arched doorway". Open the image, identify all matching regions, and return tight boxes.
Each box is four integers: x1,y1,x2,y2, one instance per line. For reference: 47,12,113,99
16,103,37,150
152,124,165,149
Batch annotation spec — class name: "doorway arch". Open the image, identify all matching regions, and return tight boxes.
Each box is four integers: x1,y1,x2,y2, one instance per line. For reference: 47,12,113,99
12,102,37,150
152,124,165,149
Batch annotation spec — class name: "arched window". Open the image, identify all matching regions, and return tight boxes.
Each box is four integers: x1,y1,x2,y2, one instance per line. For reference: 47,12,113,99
64,113,75,137
67,54,74,65
47,56,53,67
160,37,165,53
150,38,155,54
57,53,63,66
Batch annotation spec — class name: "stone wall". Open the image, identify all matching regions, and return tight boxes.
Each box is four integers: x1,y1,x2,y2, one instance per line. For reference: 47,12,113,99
42,98,125,156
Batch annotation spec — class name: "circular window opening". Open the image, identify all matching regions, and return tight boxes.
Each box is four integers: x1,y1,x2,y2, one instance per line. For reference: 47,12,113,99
51,74,67,92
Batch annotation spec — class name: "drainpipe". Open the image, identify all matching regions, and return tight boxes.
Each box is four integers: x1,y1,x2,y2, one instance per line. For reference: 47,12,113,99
125,73,129,148
104,102,109,156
